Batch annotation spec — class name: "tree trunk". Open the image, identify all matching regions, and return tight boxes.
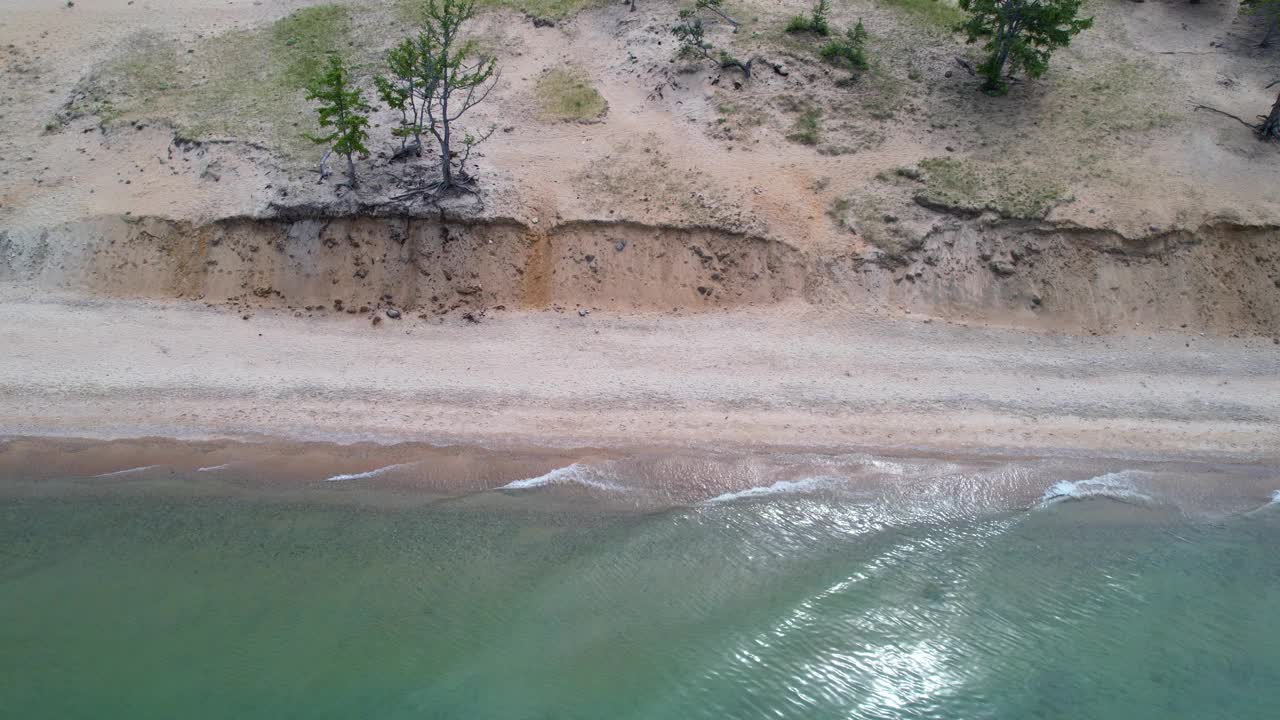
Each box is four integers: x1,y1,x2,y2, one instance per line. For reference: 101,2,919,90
439,122,453,188
1259,90,1280,140
345,152,357,188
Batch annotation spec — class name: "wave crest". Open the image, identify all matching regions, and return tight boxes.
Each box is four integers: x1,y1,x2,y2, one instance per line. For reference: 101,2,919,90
324,463,415,482
500,464,626,492
705,476,839,504
1039,471,1152,507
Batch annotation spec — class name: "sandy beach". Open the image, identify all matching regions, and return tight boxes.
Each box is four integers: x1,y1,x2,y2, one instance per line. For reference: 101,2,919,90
2,290,1276,463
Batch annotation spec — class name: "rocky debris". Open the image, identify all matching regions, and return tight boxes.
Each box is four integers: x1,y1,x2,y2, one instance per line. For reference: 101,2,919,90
385,308,401,319
578,308,589,317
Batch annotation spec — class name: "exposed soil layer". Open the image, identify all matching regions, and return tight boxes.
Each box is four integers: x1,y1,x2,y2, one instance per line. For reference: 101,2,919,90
3,214,1278,334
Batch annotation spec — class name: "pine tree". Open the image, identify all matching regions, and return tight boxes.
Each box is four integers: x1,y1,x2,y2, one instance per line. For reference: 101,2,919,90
304,55,372,187
955,0,1093,95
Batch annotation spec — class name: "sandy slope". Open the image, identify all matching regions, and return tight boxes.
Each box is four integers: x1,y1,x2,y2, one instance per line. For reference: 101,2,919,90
2,291,1276,461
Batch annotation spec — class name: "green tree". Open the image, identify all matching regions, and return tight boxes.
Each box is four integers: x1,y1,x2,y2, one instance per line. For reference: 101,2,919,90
1241,0,1279,47
304,54,372,187
416,0,498,190
374,37,428,155
955,0,1093,95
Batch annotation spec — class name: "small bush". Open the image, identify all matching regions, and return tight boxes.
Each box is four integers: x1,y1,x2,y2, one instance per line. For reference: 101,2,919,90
818,21,869,71
536,67,608,121
785,0,830,36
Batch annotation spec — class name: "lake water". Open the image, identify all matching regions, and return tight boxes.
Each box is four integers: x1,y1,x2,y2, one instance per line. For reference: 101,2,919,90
2,444,1278,719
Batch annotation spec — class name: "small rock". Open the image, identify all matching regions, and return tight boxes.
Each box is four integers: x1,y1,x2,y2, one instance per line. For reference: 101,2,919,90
371,315,382,326
1031,294,1042,307
578,308,589,317
615,240,627,252
385,308,401,319
989,260,1016,277
944,70,953,78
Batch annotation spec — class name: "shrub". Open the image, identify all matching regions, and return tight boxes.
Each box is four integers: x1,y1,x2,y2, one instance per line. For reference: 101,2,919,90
818,21,869,72
786,0,831,36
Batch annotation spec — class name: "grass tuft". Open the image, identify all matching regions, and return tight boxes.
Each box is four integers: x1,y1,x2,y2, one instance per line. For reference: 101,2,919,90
535,67,608,121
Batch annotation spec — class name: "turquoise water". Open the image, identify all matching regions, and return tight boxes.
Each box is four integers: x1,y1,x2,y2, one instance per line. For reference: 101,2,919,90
2,478,1279,719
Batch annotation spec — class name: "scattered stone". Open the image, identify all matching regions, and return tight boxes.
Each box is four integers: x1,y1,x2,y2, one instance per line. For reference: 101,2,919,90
1031,294,1042,307
385,308,401,319
989,260,1016,277
371,315,382,326
615,240,627,252
578,308,589,317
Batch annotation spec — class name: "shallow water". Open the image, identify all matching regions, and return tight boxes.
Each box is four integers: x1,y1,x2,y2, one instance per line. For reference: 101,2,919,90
2,458,1279,719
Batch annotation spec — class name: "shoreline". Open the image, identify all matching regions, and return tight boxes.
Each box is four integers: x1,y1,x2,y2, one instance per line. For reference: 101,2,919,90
2,434,1277,517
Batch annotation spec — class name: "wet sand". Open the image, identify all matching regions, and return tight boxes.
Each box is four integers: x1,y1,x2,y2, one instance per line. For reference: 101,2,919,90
2,435,1276,517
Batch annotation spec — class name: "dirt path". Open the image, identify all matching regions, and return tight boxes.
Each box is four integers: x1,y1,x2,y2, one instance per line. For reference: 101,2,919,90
2,291,1276,461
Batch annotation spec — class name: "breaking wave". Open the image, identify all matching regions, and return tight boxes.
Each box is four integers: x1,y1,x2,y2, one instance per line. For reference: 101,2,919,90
500,464,627,492
705,476,839,504
324,463,416,482
94,465,159,478
196,463,233,472
1038,471,1152,507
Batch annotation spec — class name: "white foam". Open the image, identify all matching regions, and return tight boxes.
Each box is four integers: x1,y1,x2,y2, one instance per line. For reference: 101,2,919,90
705,476,837,504
1039,471,1152,507
1271,489,1280,504
94,465,159,478
323,463,415,482
500,464,626,492
196,463,233,472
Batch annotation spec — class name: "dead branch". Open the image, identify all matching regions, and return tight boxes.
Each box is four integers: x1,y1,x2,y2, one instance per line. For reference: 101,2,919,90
1192,103,1260,129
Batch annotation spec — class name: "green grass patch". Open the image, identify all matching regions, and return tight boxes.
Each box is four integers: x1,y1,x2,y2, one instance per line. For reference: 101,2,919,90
876,0,966,32
916,157,1066,219
271,5,352,90
55,4,360,162
535,67,608,121
787,106,822,145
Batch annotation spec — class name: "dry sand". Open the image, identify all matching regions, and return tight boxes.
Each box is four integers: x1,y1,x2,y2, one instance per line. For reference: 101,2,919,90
2,289,1276,462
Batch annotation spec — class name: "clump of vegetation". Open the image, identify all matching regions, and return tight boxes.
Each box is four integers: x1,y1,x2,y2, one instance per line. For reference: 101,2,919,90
398,0,601,23
535,67,608,121
955,0,1093,95
786,0,831,36
787,106,822,145
916,157,1066,218
818,21,869,72
304,55,372,187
